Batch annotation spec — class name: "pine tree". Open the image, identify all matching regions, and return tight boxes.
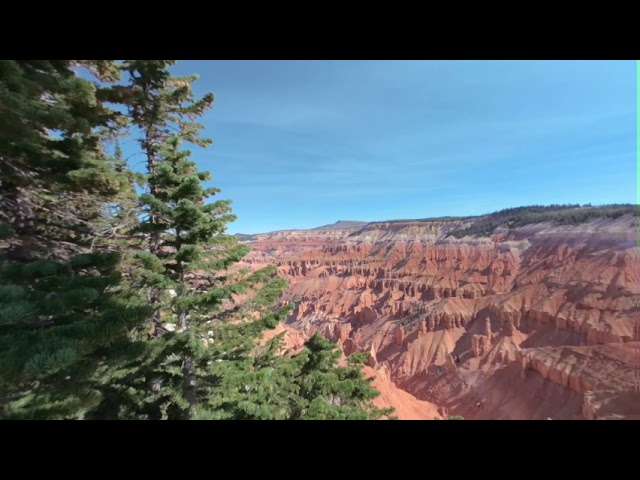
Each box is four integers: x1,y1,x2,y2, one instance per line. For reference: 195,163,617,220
92,60,293,419
0,60,127,259
0,60,391,420
95,60,390,420
290,335,392,419
252,333,394,420
91,140,145,252
0,60,150,419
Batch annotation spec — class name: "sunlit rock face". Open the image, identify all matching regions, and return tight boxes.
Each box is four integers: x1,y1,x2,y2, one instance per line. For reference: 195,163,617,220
243,214,640,420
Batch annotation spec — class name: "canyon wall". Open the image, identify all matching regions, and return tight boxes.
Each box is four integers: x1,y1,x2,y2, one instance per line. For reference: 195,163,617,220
241,215,639,420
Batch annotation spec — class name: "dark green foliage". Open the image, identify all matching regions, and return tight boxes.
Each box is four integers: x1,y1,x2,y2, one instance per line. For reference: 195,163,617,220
91,61,388,420
0,253,151,419
186,334,391,420
0,60,391,421
94,140,146,252
0,61,150,419
285,335,392,420
346,351,370,366
378,216,466,224
0,60,130,258
448,204,637,238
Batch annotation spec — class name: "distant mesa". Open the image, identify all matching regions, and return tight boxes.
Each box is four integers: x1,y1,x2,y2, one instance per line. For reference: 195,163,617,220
236,204,636,238
235,233,256,241
312,220,368,230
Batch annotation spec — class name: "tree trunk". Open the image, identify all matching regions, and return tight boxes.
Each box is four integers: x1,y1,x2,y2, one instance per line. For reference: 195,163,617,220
180,357,197,419
179,309,188,330
2,186,37,261
144,129,163,337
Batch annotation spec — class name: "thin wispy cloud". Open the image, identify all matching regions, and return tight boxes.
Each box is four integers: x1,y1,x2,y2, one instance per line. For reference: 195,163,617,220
167,60,635,233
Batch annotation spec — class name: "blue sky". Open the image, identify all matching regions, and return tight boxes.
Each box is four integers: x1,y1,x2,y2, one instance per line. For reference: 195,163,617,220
131,60,635,234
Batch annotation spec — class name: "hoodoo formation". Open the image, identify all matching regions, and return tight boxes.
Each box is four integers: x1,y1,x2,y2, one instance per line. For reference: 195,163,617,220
239,207,640,420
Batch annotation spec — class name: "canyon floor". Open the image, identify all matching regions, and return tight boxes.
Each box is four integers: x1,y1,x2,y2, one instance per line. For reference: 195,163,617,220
241,213,640,420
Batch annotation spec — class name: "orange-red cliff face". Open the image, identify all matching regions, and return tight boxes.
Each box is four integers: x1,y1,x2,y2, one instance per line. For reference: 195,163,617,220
240,216,639,420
